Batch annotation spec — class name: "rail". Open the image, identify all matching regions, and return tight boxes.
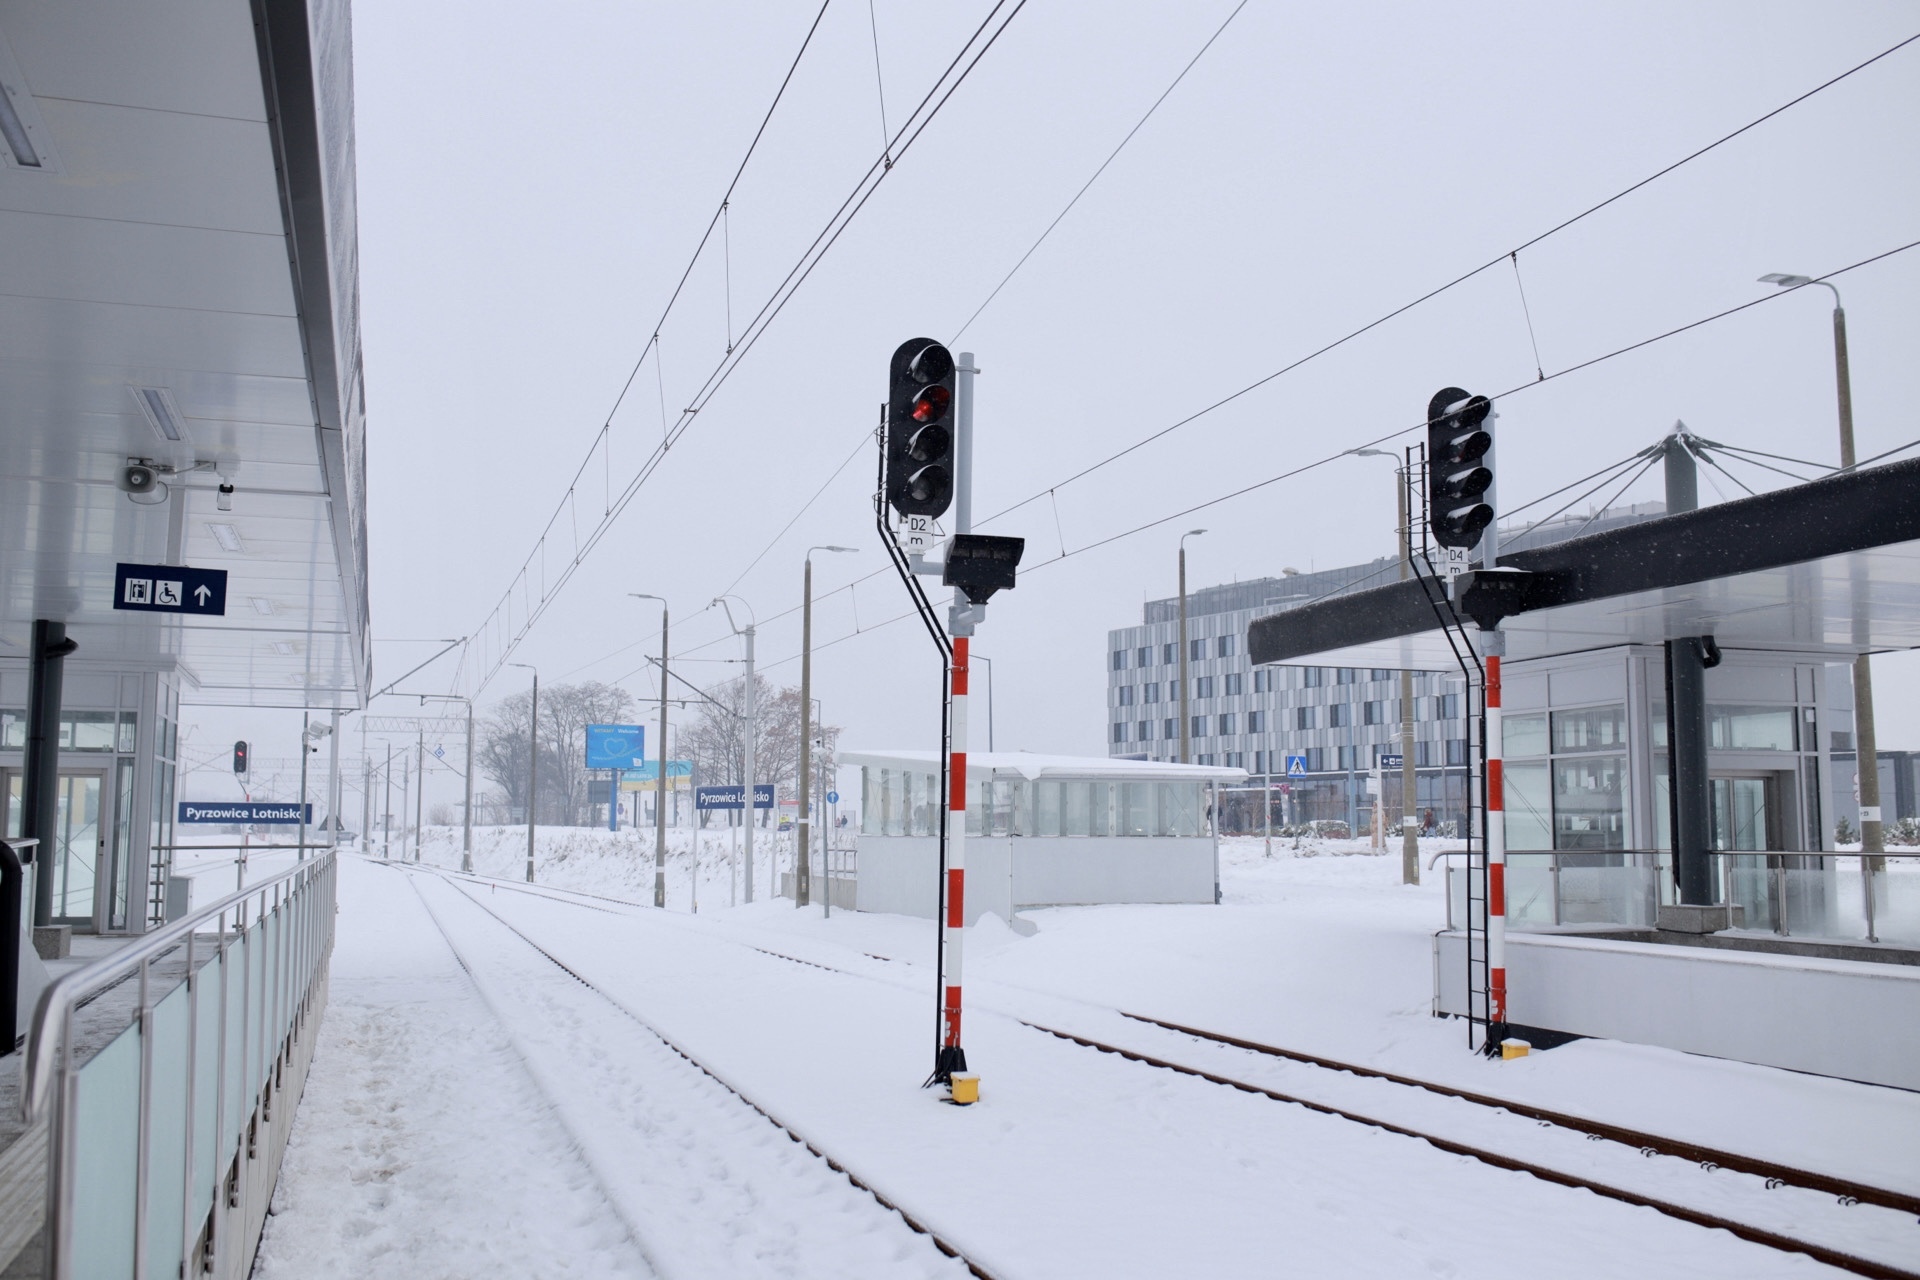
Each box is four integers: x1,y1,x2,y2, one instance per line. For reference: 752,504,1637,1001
1434,847,1920,945
21,850,336,1279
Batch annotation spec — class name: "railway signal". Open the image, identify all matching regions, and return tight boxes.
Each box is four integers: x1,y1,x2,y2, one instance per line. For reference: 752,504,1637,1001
886,338,957,519
232,740,250,776
1426,387,1495,550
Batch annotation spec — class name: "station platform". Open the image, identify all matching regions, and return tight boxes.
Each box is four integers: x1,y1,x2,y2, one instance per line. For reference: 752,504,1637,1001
1434,927,1920,1090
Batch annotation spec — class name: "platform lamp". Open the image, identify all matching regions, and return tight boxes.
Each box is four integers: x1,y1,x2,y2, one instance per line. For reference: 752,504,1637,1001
1759,272,1881,873
507,662,538,882
629,594,670,908
1350,447,1419,884
1178,529,1207,765
798,547,857,908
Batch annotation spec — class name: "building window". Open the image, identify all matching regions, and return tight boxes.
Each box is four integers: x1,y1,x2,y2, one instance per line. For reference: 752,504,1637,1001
1117,685,1136,707
1328,703,1351,728
1436,693,1460,721
1415,740,1432,767
1195,675,1215,699
1197,754,1216,766
1138,720,1153,741
1445,738,1467,765
1305,747,1326,772
1371,668,1393,682
1217,635,1236,658
1113,722,1127,743
1190,638,1205,661
1191,715,1206,739
1247,710,1266,732
1165,717,1177,740
1137,646,1152,668
1225,751,1245,769
1552,705,1627,753
1295,706,1316,730
1253,669,1270,693
1336,745,1357,770
1303,667,1324,687
1163,642,1176,664
1112,650,1127,671
1218,713,1236,736
1144,682,1161,704
1337,668,1357,684
1363,700,1385,725
1223,672,1243,696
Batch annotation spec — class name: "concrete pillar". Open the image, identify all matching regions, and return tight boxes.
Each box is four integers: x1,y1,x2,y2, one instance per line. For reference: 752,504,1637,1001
24,620,77,927
1663,428,1714,904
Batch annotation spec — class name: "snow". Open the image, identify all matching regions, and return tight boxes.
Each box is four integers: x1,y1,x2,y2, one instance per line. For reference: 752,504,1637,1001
255,827,1920,1277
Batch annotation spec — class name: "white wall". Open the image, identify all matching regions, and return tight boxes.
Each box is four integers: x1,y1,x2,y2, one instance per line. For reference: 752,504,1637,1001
855,835,1216,922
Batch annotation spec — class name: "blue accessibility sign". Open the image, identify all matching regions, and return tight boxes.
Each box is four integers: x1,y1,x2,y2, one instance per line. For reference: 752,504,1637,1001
585,724,646,770
179,802,311,825
1286,754,1308,778
695,784,775,811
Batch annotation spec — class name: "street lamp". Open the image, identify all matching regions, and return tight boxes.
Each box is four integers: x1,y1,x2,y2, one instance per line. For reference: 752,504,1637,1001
507,663,538,881
417,693,475,873
1760,272,1881,863
1178,529,1207,765
796,547,857,909
630,594,670,908
714,594,760,904
1349,447,1419,883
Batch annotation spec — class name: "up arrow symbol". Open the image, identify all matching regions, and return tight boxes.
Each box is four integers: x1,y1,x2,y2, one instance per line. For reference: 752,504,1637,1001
193,584,212,606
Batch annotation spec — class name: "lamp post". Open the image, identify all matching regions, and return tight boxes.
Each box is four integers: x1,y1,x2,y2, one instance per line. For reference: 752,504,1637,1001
418,693,475,873
798,546,857,908
630,595,670,907
1352,448,1419,883
1760,273,1881,866
715,595,759,903
507,663,538,882
1178,529,1207,765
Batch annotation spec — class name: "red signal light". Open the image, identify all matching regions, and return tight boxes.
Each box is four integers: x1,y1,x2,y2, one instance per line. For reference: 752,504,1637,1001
912,385,951,424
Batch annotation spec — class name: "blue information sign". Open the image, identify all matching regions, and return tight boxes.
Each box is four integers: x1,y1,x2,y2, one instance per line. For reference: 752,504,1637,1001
585,724,646,769
1378,754,1404,769
115,562,228,616
179,802,311,825
1285,754,1308,778
694,784,775,811
826,790,839,805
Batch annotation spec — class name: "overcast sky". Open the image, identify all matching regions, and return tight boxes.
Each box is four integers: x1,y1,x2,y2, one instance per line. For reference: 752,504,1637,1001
185,1,1920,816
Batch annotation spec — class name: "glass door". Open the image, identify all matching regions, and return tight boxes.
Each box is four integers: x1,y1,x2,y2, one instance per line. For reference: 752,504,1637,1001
52,771,106,925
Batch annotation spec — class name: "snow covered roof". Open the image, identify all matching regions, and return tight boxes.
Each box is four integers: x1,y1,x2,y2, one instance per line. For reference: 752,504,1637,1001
840,749,1247,783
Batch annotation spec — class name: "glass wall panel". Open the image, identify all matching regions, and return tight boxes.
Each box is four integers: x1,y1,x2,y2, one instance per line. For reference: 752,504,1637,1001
73,1024,141,1277
1554,756,1626,849
145,981,192,1274
1010,780,1033,836
990,780,1015,836
1036,781,1063,837
860,768,879,836
1063,782,1091,836
1505,762,1553,851
909,771,931,837
967,780,987,836
1504,713,1548,759
1088,783,1112,836
1551,705,1626,753
1709,705,1797,751
192,952,223,1221
1120,782,1155,836
1158,783,1202,836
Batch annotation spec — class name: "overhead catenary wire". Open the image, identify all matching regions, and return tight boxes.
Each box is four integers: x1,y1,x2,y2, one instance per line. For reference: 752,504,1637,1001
459,0,1030,695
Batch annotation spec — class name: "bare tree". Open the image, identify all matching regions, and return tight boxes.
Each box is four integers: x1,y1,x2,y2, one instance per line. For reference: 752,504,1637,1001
680,676,839,829
477,690,533,819
541,680,637,825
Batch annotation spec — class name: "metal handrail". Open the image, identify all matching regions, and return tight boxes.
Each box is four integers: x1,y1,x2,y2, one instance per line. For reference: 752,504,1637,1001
20,851,331,1123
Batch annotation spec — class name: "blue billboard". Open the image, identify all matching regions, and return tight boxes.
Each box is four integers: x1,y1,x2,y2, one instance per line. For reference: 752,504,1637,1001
585,724,646,770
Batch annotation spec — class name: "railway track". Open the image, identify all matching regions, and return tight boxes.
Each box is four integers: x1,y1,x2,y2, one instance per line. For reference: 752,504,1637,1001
392,863,1000,1280
398,858,1920,1280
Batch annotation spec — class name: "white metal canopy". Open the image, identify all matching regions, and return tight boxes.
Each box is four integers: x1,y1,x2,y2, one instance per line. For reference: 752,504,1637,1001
0,0,369,708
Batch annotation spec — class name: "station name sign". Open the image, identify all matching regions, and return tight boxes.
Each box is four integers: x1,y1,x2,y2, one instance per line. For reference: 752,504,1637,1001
694,784,775,811
178,802,312,825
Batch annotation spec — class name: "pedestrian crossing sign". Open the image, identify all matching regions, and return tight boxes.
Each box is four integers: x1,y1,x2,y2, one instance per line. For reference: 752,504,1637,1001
1286,754,1308,778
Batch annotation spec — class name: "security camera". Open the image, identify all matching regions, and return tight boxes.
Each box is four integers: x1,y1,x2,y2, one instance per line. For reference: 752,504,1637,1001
118,460,159,494
217,482,234,511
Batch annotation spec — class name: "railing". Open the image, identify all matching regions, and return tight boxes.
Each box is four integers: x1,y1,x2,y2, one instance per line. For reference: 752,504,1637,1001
21,851,336,1279
1439,848,1920,947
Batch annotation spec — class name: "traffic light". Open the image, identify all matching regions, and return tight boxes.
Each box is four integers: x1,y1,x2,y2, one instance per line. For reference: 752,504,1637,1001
1426,386,1494,550
232,740,250,776
886,338,956,519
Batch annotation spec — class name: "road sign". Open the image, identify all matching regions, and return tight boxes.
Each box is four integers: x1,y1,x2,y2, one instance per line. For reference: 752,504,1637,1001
178,801,311,825
585,724,646,769
114,562,228,616
826,789,839,805
433,745,446,760
1379,753,1403,769
694,784,775,811
1285,754,1308,778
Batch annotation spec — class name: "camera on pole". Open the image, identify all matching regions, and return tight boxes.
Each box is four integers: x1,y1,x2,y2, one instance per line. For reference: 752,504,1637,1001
886,338,957,519
1426,387,1494,550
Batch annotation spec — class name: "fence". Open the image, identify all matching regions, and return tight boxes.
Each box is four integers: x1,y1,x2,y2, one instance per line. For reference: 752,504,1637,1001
1441,848,1920,947
20,852,335,1279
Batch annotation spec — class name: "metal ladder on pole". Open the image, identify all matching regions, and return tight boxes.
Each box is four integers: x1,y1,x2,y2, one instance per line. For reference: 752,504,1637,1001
1404,446,1492,1052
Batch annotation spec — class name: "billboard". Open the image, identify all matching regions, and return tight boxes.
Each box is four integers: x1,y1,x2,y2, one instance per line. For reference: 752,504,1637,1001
585,724,646,770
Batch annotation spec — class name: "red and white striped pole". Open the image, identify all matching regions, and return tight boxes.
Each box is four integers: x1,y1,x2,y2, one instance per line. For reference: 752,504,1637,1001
1485,651,1507,1039
939,637,971,1084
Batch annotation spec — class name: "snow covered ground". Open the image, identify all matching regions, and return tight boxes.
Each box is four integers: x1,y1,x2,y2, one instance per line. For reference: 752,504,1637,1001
255,827,1920,1277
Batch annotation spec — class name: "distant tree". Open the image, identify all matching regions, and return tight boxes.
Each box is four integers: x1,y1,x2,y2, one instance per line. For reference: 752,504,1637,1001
541,681,637,825
477,690,534,819
679,676,838,828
